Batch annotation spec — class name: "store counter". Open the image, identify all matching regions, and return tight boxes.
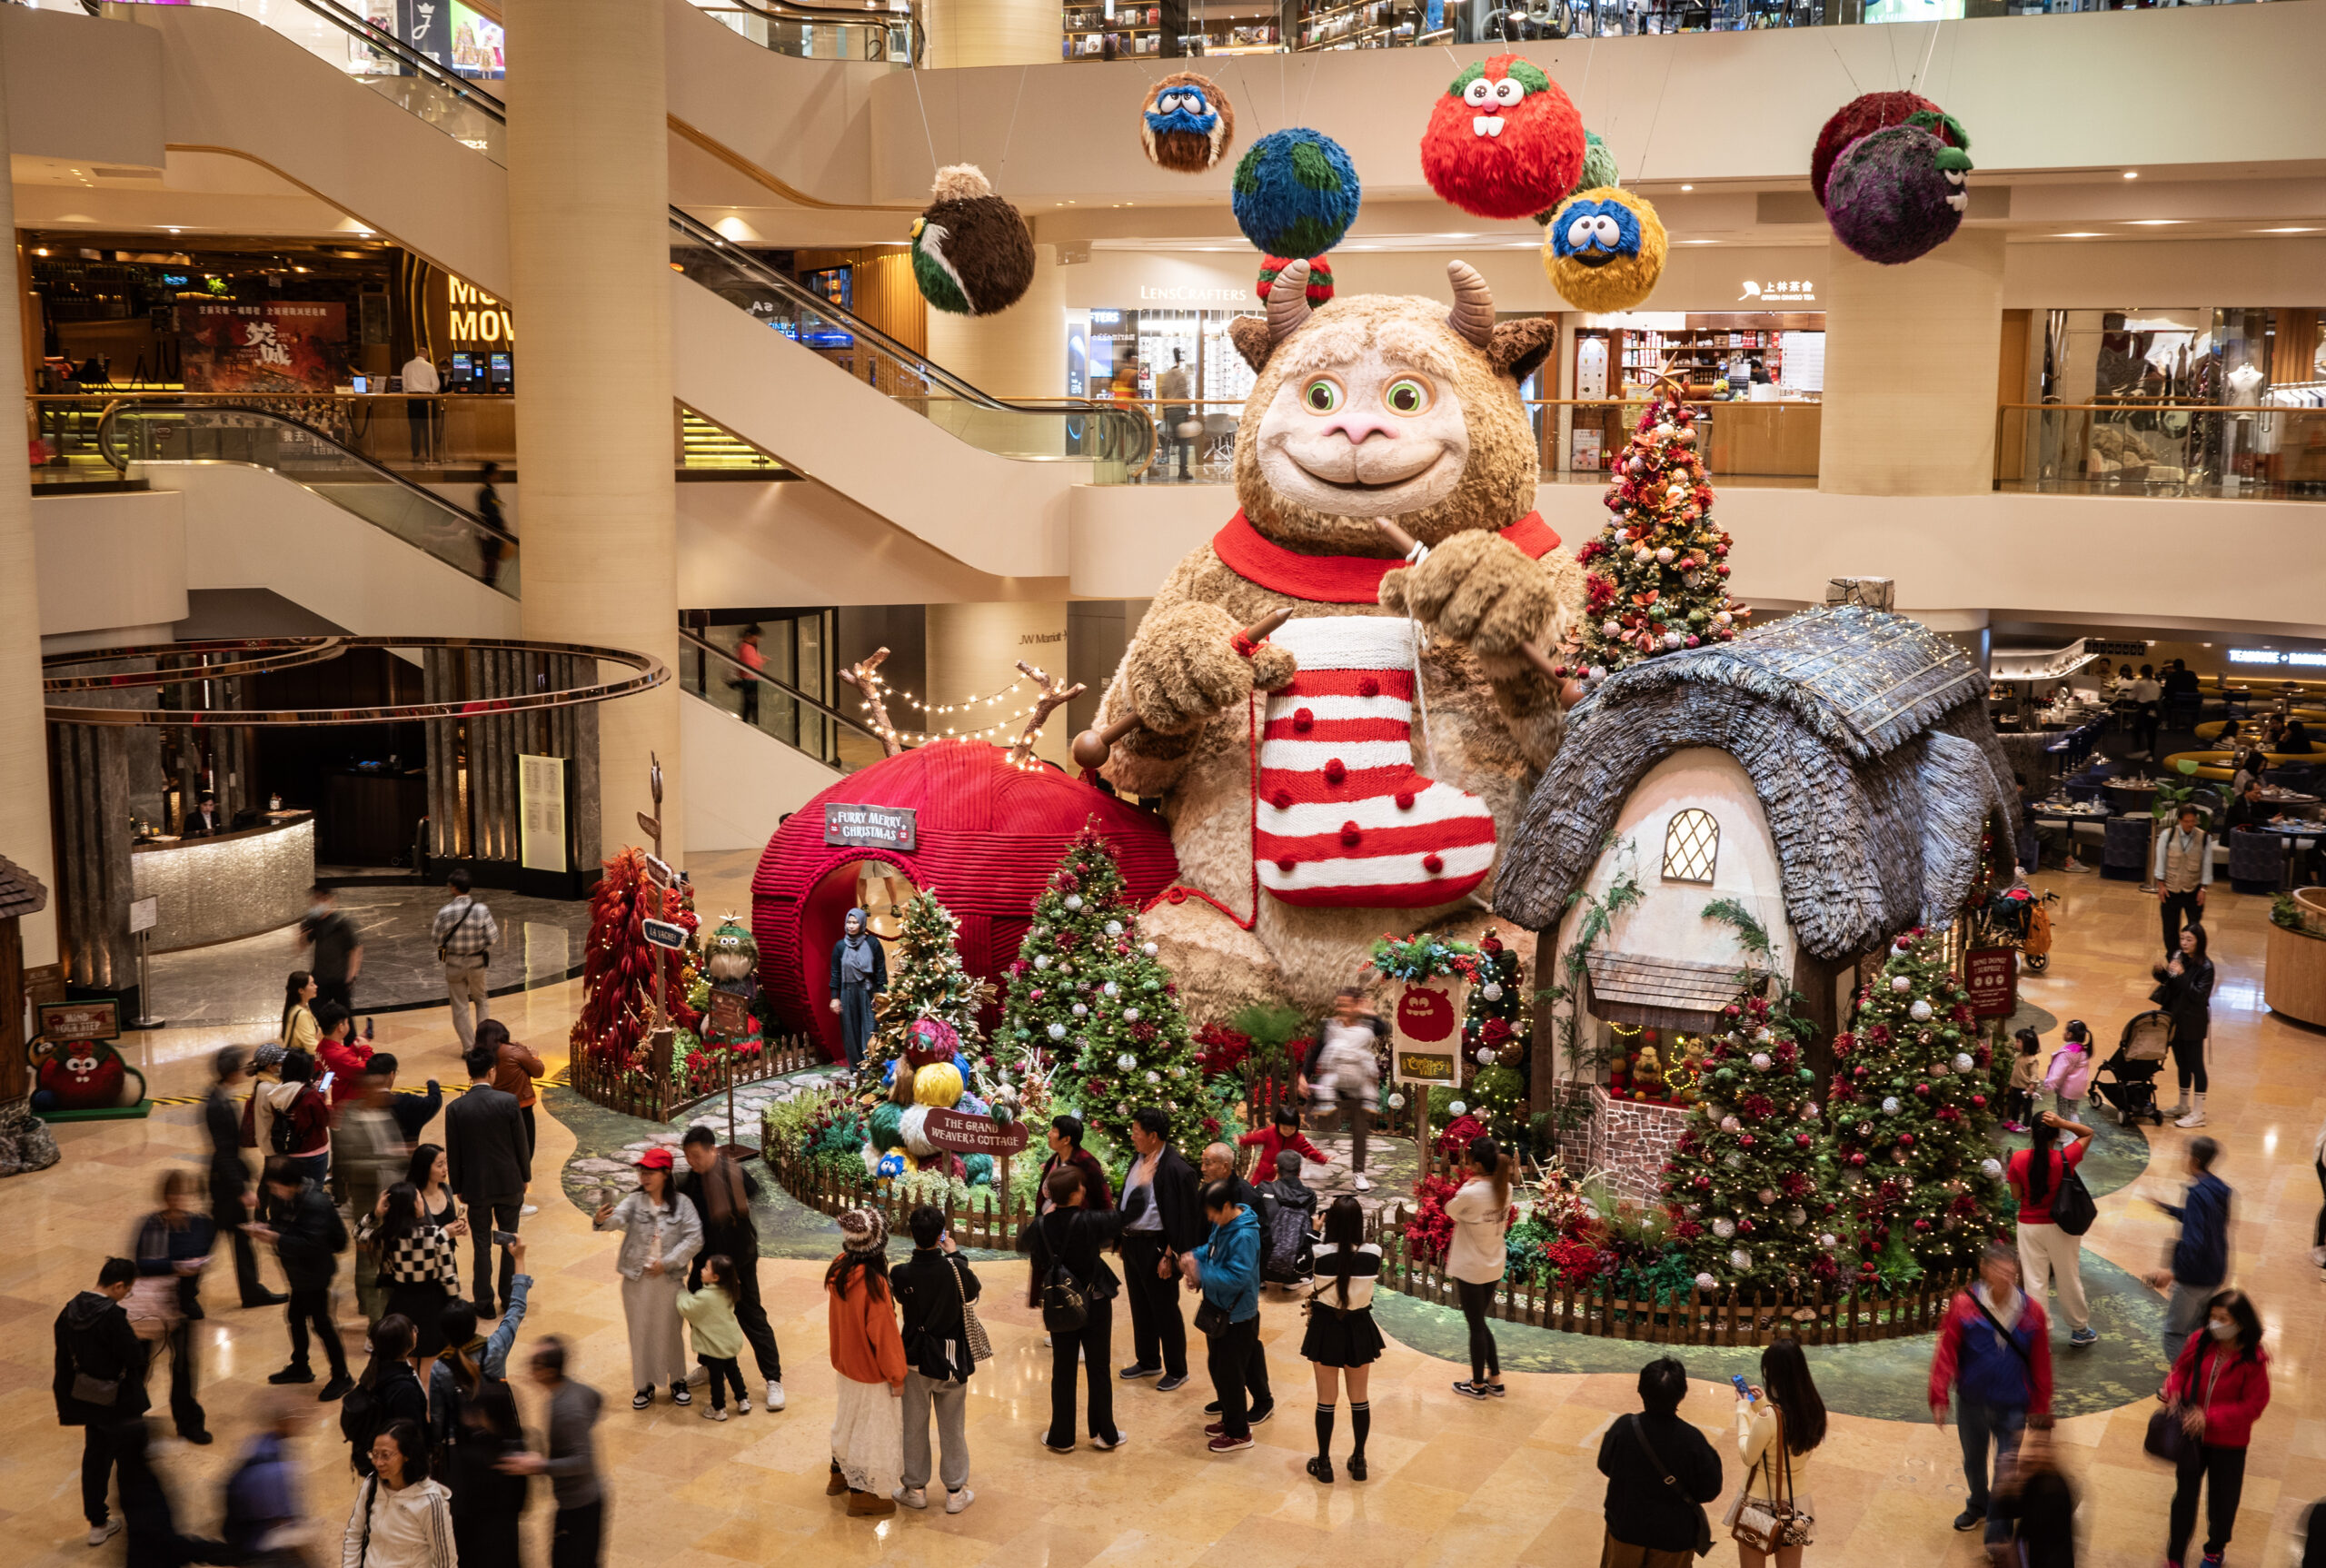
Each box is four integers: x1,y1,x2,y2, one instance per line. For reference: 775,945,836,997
131,811,315,953
1704,401,1821,478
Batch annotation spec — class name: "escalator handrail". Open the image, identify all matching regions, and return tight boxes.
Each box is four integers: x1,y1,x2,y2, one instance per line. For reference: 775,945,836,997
678,625,886,747
95,398,518,549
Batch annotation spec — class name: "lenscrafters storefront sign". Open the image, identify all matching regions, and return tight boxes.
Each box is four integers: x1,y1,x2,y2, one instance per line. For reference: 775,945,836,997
824,803,917,852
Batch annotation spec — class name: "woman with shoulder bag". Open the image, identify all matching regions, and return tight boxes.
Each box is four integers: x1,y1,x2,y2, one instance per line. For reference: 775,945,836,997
1300,1195,1383,1485
2160,1288,2271,1568
343,1418,456,1568
1730,1338,1826,1567
2008,1112,2099,1348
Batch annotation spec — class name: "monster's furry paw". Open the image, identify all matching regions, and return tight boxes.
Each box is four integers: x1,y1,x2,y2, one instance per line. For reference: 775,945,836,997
1378,531,1559,658
1248,642,1297,693
1124,601,1260,735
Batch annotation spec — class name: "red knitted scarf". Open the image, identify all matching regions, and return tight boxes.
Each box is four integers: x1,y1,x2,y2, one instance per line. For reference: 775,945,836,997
1210,511,1560,602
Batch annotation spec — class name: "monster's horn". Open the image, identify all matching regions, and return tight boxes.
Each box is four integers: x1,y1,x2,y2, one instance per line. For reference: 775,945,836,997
1267,260,1313,342
1446,260,1495,349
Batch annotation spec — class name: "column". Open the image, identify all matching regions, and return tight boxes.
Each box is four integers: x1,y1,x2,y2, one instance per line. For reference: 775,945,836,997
925,602,1071,768
504,0,682,860
923,243,1066,400
923,0,1056,67
0,61,58,969
1817,230,2005,497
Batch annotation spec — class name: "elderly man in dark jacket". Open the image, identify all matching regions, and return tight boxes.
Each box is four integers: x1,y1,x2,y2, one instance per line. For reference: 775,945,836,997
55,1257,152,1548
254,1156,351,1396
204,1047,280,1309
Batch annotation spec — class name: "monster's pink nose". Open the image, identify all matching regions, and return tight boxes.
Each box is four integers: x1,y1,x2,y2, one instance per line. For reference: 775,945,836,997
1320,412,1399,446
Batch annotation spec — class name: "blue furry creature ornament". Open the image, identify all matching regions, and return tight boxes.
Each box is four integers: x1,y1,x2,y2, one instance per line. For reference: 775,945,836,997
1543,187,1666,312
1231,128,1361,259
1139,73,1235,174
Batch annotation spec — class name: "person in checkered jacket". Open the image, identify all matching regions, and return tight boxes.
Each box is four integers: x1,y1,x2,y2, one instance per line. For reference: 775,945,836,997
363,1184,461,1373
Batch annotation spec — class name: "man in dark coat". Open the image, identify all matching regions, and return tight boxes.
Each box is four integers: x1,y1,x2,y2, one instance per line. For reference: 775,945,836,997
1117,1107,1202,1391
443,1047,531,1318
828,908,887,1071
204,1047,281,1309
677,1125,784,1411
253,1156,351,1395
55,1257,152,1547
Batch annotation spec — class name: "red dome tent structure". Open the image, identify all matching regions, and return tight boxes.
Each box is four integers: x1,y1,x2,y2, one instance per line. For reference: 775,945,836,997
752,741,1178,1061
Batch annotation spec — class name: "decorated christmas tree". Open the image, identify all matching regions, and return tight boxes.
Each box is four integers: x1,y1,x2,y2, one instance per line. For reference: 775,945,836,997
1658,976,1842,1292
1001,823,1209,1155
1558,383,1749,689
1829,928,2013,1283
856,889,988,1097
571,848,702,1080
1461,929,1530,1139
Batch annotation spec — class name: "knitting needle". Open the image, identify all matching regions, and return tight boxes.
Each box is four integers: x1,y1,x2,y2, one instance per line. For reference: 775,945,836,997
1371,520,1568,688
1070,608,1294,770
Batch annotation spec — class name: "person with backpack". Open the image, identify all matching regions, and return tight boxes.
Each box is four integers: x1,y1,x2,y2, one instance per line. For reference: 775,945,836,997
891,1206,981,1513
1187,1178,1265,1454
261,1050,332,1187
1595,1356,1724,1567
823,1207,906,1516
221,1392,310,1568
1302,1195,1382,1484
253,1155,353,1399
429,1236,532,1453
342,1418,455,1568
2161,1287,2272,1568
55,1257,151,1548
446,1380,529,1568
1929,1242,2055,1546
1021,1164,1138,1454
2008,1110,2100,1349
1256,1148,1318,1289
343,1315,429,1479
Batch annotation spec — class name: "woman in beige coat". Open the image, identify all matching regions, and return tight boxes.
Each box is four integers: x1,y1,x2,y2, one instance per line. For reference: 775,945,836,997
1442,1135,1514,1400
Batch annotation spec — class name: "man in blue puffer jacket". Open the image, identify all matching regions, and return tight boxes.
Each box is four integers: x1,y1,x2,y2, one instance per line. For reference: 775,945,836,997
1186,1180,1262,1455
1929,1241,2054,1546
2145,1136,2232,1365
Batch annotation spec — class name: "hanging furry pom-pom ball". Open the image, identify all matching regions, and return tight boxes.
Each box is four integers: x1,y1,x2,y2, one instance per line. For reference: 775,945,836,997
1534,128,1619,226
1543,187,1666,312
1420,54,1584,222
1255,254,1334,305
1139,72,1235,174
910,164,1035,316
1810,91,1963,208
1230,128,1360,258
1824,113,1973,265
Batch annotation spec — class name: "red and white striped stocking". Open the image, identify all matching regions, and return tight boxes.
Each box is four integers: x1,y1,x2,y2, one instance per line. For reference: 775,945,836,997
1254,615,1496,908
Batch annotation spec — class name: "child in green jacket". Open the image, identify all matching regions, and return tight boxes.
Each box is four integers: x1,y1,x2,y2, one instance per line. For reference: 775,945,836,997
677,1255,748,1420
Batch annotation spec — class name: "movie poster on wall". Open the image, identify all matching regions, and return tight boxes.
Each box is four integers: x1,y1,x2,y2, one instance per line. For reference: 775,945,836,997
177,303,347,393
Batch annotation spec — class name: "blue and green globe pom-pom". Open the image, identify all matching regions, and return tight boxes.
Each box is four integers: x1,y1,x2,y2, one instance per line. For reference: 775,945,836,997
1231,128,1361,259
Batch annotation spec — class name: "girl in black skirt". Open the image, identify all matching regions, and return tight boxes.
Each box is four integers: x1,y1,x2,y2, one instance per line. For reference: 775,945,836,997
1302,1195,1383,1484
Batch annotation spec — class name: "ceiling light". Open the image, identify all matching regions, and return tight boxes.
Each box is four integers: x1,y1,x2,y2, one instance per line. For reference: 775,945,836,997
2122,170,2139,180
2258,226,2318,233
1676,239,1719,245
2053,233,2102,239
2127,219,2182,227
1680,184,1694,193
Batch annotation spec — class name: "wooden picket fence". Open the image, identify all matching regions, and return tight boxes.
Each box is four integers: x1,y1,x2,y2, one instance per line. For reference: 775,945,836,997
762,1139,1035,1255
569,1031,828,1125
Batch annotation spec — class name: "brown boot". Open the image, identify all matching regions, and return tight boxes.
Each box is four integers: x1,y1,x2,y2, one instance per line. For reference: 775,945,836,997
846,1489,896,1518
825,1462,848,1497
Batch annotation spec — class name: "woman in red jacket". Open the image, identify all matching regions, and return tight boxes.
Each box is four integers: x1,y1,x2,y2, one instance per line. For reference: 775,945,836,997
2162,1287,2271,1568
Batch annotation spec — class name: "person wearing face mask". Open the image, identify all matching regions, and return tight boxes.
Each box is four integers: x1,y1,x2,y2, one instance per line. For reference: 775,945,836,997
2160,1288,2271,1568
827,909,888,1072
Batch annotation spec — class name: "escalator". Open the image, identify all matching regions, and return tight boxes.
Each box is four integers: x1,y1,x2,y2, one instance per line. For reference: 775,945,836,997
98,400,520,598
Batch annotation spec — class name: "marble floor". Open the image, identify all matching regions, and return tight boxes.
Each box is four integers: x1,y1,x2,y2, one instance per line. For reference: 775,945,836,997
146,883,592,1026
4,851,2321,1568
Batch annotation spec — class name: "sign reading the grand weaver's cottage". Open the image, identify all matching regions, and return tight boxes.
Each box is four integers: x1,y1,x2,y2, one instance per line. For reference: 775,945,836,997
1391,979,1468,1087
921,1107,1031,1156
823,803,917,852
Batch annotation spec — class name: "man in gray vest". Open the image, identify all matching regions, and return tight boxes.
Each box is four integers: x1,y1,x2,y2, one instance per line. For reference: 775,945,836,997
2152,803,2212,958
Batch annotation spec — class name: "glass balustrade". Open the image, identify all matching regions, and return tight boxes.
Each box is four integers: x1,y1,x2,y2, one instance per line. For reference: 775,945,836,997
99,402,521,595
689,0,918,64
678,629,887,774
2000,403,2326,501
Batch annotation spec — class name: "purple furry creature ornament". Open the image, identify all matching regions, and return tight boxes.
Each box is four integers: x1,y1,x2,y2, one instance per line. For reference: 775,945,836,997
1824,111,1973,266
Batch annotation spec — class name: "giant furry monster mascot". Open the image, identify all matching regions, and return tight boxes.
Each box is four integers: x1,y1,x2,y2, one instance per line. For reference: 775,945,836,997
1093,260,1585,1016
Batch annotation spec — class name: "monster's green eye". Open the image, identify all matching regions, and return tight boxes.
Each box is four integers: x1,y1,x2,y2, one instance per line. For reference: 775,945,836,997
1384,377,1430,415
1303,377,1343,413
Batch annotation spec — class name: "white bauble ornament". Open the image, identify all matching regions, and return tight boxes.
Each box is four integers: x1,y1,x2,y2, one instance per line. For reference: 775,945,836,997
1633,544,1653,561
1695,1272,1719,1292
1817,1233,1837,1250
1953,1053,1975,1074
1448,1100,1467,1117
1799,1102,1822,1122
1476,1048,1497,1067
1756,1187,1777,1206
1602,619,1622,637
1123,1006,1140,1022
1387,1093,1407,1111
1720,1115,1742,1133
1655,545,1675,564
1102,981,1120,997
1588,665,1607,681
1715,610,1733,626
1880,1097,1902,1116
1749,1052,1772,1072
1729,1248,1753,1270
1104,919,1124,938
1047,1022,1068,1041
1724,1152,1744,1168
1662,630,1686,650
1033,955,1050,971
1145,1071,1161,1085
1071,1003,1088,1017
1711,1217,1735,1239
1785,1206,1807,1226
1142,941,1158,958
1909,999,1933,1023
1115,1053,1138,1072
1891,975,1913,993
1481,982,1503,1002
1980,1158,2003,1179
1064,895,1084,911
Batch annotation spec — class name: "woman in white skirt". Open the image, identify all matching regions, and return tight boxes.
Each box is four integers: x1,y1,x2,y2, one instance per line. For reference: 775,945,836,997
593,1146,703,1410
823,1206,906,1518
1729,1337,1826,1567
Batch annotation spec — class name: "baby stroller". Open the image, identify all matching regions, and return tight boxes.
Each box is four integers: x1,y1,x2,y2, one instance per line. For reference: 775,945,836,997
2092,1010,2173,1126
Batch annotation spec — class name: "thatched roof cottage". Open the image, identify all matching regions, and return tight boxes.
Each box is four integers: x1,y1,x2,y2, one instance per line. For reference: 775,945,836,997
1496,605,2022,1111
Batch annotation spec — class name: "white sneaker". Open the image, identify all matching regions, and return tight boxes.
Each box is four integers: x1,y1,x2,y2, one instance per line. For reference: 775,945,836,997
737,1395,751,1414
945,1488,975,1514
520,1205,539,1217
765,1381,786,1412
1354,1175,1372,1192
88,1521,123,1549
894,1485,928,1510
2310,1245,2326,1268
701,1405,728,1422
687,1365,708,1386
2176,1108,2208,1128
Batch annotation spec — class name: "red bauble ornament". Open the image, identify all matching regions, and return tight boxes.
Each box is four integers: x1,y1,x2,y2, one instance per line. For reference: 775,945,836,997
1898,1133,1915,1147
1971,1094,1987,1109
1848,1152,1866,1166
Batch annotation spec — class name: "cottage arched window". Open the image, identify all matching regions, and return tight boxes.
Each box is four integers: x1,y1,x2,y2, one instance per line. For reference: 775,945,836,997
1662,808,1719,884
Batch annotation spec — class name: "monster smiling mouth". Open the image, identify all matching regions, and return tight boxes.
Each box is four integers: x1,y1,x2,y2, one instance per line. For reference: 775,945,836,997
1471,115,1505,138
1291,446,1455,496
1570,248,1618,269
